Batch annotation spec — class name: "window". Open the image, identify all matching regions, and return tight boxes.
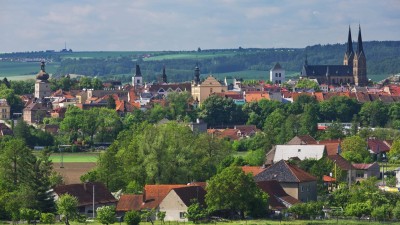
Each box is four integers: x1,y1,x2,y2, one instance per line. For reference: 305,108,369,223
179,212,186,219
279,80,281,84
279,73,281,77
275,73,278,77
137,79,140,84
210,88,213,93
356,171,364,178
300,186,304,192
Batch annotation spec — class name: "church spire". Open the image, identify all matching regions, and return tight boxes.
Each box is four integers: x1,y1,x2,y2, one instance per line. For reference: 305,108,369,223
357,24,364,54
346,25,354,55
194,64,200,84
135,64,142,77
162,65,167,83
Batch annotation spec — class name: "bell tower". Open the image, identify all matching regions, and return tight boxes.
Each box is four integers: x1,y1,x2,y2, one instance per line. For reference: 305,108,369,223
132,64,143,87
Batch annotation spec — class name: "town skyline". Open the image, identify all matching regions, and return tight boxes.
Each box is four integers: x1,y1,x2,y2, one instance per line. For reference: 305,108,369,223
0,0,399,52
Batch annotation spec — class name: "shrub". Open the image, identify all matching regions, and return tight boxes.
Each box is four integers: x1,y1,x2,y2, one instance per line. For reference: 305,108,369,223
40,213,55,224
124,211,141,225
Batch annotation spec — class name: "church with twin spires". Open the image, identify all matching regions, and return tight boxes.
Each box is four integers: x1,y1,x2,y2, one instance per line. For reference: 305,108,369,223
300,25,368,86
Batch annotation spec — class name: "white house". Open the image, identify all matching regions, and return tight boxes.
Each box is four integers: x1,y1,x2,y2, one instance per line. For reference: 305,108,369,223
159,186,206,222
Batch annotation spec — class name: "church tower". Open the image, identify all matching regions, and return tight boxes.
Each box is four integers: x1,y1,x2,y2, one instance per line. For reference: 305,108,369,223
353,25,368,86
194,64,200,85
132,64,143,87
162,65,167,83
343,26,354,67
34,61,51,99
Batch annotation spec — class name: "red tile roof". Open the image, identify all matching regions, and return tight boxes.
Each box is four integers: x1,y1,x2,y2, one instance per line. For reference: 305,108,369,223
323,175,336,182
172,186,206,206
241,166,266,176
142,184,187,209
53,182,117,207
327,154,354,171
256,180,300,209
368,139,390,154
116,194,143,212
352,163,376,170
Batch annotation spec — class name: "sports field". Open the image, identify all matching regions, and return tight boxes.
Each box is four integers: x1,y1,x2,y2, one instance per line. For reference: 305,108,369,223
49,153,99,163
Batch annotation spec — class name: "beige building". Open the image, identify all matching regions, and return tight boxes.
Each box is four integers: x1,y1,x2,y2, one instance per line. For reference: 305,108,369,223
0,99,10,120
191,75,227,104
159,186,206,222
254,160,317,202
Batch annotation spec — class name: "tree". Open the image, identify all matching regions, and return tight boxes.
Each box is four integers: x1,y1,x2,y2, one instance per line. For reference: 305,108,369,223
107,95,116,109
371,204,392,221
263,108,286,144
56,194,78,225
345,202,372,219
96,206,116,225
288,202,324,219
141,209,156,225
165,91,193,120
205,166,268,219
388,138,400,161
186,200,207,223
157,211,165,224
40,213,55,224
20,208,40,224
200,95,244,127
124,211,141,225
295,79,320,91
393,201,400,220
359,101,388,127
341,136,370,163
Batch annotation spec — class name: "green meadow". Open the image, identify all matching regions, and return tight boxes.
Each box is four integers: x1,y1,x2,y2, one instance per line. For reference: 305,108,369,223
49,153,99,163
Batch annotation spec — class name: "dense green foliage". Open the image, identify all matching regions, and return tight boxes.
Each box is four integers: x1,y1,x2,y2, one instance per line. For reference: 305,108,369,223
205,166,268,219
124,211,141,225
96,206,116,225
56,194,78,225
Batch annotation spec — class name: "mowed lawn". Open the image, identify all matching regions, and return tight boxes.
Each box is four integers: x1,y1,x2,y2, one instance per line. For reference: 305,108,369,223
64,219,398,225
49,153,99,163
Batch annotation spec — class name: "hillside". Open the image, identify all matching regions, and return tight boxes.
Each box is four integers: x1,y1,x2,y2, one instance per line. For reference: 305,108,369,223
0,41,399,82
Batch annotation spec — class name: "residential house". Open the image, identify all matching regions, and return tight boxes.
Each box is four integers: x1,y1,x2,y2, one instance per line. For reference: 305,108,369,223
326,154,356,186
159,186,206,222
188,119,207,133
116,194,143,215
256,180,300,211
286,135,317,145
254,160,317,202
23,101,51,124
241,166,266,177
270,62,285,85
352,162,380,182
0,99,10,120
367,138,391,161
0,123,13,136
53,182,117,217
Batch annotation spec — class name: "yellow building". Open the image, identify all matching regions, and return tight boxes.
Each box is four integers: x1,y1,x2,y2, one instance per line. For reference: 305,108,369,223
0,99,10,120
191,75,227,104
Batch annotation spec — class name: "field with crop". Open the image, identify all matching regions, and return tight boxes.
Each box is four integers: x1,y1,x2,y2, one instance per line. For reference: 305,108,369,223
0,61,59,78
143,51,237,61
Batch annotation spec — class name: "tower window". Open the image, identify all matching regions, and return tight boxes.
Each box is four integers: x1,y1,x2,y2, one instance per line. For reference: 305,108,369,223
279,73,281,77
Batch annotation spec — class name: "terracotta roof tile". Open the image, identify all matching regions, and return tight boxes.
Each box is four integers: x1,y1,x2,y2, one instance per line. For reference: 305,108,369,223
327,154,354,170
256,180,299,209
53,182,117,207
241,166,266,176
368,139,390,153
116,194,143,212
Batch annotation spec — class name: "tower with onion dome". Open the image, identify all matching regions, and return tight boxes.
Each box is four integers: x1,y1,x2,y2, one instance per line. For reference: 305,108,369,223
34,61,51,98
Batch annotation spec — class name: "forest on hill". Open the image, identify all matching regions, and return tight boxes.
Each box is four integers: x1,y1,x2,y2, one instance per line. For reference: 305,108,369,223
1,41,399,83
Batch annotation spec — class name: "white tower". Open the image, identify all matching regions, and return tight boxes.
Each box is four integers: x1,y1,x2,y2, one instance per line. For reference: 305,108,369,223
132,64,143,87
270,62,285,85
34,61,51,98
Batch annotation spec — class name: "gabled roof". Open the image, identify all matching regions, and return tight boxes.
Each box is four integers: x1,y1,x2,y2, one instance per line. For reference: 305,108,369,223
254,160,316,183
256,180,299,210
303,65,353,77
367,138,390,154
245,91,271,102
271,62,283,71
116,194,143,212
286,135,317,145
234,125,259,136
172,186,206,207
53,182,117,207
352,162,379,170
324,142,342,156
241,166,266,176
142,184,187,209
273,145,326,162
327,154,354,171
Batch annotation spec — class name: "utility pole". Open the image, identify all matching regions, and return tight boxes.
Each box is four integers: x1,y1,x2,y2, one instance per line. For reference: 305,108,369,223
93,184,95,219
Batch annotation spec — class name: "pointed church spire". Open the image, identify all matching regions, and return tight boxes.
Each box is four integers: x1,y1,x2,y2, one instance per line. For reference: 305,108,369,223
194,63,200,84
162,65,167,83
357,24,364,54
346,25,354,54
304,54,308,66
135,64,142,77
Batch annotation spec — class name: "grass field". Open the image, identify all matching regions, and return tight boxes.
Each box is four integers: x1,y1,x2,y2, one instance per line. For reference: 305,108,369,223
49,153,99,163
0,61,59,78
62,219,399,225
143,52,237,61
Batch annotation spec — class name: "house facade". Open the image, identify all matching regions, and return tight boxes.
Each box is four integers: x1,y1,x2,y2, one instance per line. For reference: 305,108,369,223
352,162,380,182
0,99,10,120
159,186,206,222
254,160,317,202
191,75,227,104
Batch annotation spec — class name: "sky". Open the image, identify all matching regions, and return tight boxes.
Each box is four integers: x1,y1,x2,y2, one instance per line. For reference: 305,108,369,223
0,0,399,52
